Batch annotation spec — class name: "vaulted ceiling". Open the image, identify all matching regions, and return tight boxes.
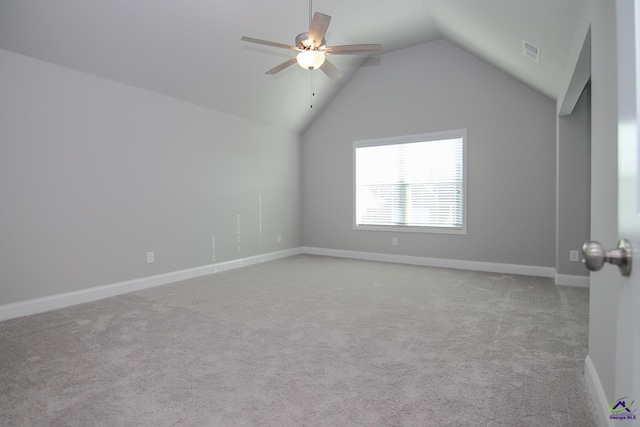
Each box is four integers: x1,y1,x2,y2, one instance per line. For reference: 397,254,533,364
0,0,585,133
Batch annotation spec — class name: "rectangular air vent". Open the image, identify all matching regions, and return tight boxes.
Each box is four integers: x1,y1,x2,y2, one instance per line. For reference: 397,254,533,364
522,40,540,62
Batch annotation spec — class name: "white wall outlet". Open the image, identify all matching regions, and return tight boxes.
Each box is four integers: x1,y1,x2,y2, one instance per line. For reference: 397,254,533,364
277,235,282,244
147,251,155,263
569,250,580,262
392,237,398,246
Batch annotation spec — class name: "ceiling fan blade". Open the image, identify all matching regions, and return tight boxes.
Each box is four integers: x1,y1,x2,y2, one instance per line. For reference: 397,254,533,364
320,58,342,80
241,36,299,51
265,57,298,75
325,44,382,55
308,12,331,47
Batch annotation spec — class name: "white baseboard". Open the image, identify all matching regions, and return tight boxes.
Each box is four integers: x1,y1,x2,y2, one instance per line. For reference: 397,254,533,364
302,247,557,278
0,247,585,322
585,355,614,427
0,247,302,322
555,273,590,288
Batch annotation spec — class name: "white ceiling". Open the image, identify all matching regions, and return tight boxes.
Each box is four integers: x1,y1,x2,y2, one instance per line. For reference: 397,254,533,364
0,0,585,133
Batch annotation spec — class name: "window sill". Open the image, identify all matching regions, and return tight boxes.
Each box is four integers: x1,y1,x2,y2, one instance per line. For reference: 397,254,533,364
353,224,467,235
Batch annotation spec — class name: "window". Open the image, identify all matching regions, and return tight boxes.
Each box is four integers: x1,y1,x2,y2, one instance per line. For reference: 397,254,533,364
354,129,466,234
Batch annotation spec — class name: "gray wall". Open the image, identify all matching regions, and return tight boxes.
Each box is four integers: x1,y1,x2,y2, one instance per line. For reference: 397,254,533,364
0,49,302,305
556,85,591,276
302,40,557,267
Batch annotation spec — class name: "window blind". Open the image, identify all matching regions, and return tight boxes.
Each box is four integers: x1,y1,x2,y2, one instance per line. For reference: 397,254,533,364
355,136,464,231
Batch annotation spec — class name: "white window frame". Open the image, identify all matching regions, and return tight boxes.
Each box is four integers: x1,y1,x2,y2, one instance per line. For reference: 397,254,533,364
353,129,467,235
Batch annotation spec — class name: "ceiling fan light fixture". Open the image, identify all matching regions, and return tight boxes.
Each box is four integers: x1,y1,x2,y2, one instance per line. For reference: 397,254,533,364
241,11,380,79
296,50,325,70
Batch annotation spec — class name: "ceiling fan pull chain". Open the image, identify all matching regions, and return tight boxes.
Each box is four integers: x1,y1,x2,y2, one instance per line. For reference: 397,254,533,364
310,72,314,108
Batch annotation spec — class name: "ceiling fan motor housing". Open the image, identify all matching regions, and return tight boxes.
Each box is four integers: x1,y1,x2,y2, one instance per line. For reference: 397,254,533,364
295,32,325,50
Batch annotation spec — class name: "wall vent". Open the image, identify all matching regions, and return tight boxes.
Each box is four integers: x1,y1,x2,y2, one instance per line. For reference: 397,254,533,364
522,40,540,62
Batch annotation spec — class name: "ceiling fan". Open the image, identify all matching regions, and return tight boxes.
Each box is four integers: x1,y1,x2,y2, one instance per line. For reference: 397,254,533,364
241,10,381,80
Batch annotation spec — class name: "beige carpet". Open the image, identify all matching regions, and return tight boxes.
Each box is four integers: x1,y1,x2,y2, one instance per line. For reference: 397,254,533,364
0,254,598,426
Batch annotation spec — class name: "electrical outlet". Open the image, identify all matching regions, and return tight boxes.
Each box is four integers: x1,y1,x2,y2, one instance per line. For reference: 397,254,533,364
392,237,398,246
569,250,580,262
277,235,282,244
147,251,155,264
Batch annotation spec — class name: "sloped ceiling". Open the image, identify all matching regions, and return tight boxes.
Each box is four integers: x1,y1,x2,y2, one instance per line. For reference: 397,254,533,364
0,0,585,133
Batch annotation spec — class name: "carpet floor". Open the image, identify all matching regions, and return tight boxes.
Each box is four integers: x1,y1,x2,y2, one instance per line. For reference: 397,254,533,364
0,255,598,426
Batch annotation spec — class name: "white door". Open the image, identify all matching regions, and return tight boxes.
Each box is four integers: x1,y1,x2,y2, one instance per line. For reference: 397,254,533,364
585,0,640,424
615,0,639,424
